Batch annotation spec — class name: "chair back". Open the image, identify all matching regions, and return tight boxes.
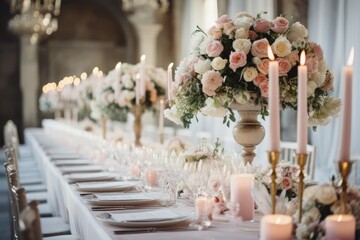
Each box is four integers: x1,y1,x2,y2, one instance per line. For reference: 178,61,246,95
280,141,316,179
4,120,21,160
19,200,43,240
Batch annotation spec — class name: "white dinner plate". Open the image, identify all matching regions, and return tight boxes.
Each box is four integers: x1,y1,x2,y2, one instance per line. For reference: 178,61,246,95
60,165,104,174
66,172,117,182
84,192,158,206
54,159,92,166
96,212,191,228
74,181,136,192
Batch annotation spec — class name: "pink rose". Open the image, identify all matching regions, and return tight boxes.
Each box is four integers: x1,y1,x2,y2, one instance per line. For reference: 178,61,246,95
271,17,289,33
208,26,222,39
201,70,223,96
278,58,292,76
321,72,334,91
282,177,293,190
150,89,157,103
249,30,258,41
251,38,269,58
253,73,268,86
313,44,324,60
223,22,236,35
254,18,271,33
286,50,300,64
229,51,247,72
256,59,270,74
177,72,191,85
206,40,224,57
259,80,269,97
305,57,319,74
216,15,231,28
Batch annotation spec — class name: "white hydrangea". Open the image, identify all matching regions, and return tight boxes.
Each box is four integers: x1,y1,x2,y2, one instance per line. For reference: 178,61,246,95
164,105,183,126
287,22,308,42
200,97,228,117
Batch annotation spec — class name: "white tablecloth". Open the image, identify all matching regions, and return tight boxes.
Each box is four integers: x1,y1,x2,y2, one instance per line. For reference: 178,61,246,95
25,128,261,240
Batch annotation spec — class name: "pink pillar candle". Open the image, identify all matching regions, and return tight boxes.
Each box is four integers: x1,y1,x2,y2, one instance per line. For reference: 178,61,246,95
195,196,208,220
145,168,158,186
130,163,141,177
325,214,355,240
230,174,254,220
260,214,292,240
140,55,146,97
297,51,308,154
268,46,280,152
339,48,354,161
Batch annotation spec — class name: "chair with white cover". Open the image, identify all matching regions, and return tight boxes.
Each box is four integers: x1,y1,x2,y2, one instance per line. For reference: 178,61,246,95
280,141,316,180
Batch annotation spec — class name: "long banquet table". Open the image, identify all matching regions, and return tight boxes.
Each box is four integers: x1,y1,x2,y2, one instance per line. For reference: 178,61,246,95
25,120,261,240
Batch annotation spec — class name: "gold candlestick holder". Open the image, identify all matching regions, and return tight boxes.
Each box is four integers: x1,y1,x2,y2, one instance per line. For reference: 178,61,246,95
159,132,164,145
296,153,308,223
338,161,353,214
100,115,107,140
268,151,280,214
134,104,143,146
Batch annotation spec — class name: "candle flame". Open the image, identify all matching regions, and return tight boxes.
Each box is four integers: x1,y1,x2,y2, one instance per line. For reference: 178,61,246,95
300,50,306,65
92,67,99,74
168,62,174,69
136,73,140,79
337,215,343,222
97,70,103,78
267,46,275,60
141,55,146,62
80,72,87,80
275,217,282,224
42,85,48,93
160,99,164,105
347,47,354,66
74,78,80,86
115,62,121,70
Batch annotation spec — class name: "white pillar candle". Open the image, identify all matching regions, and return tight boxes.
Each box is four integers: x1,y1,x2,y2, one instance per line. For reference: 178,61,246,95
339,47,354,161
167,63,174,101
325,214,355,240
113,62,121,100
260,214,292,240
297,51,308,154
230,174,254,220
140,55,146,97
195,196,208,219
268,46,280,152
145,168,158,186
135,73,140,105
159,99,164,134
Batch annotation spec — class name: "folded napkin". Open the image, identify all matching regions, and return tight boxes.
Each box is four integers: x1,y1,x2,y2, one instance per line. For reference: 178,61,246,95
94,193,155,201
111,209,183,222
67,172,115,181
60,165,103,173
77,181,132,189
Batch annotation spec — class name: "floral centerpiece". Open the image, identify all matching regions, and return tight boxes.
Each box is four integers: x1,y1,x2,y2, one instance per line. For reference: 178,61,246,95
165,12,340,128
39,89,62,114
295,183,360,239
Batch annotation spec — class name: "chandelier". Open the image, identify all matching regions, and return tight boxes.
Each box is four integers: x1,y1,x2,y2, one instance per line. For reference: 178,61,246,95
122,0,169,13
8,0,61,44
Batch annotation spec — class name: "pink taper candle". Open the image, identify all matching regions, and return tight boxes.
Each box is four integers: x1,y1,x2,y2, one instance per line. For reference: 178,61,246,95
339,47,354,162
297,51,308,154
167,63,174,101
140,55,146,97
159,99,164,134
268,46,280,152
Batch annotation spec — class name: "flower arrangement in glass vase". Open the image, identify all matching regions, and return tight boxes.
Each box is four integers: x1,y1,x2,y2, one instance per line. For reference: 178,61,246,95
76,73,97,120
39,88,63,114
294,183,360,240
165,11,340,129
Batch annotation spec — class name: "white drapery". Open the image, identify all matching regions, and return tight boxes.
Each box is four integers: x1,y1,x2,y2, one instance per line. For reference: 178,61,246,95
308,0,360,182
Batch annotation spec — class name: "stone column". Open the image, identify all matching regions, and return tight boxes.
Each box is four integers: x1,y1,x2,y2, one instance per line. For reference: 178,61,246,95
20,36,39,128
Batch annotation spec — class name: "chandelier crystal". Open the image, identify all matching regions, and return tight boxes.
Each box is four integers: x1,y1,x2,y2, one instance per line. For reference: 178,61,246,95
8,0,61,44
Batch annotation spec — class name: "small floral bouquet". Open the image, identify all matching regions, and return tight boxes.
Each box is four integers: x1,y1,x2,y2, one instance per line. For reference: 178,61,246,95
165,11,341,128
76,73,97,119
295,183,360,240
182,138,223,163
164,137,190,154
39,89,62,113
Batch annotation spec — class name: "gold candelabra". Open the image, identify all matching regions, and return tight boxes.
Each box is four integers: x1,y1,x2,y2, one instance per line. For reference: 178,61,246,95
134,103,143,146
296,153,308,223
268,151,280,214
338,161,353,214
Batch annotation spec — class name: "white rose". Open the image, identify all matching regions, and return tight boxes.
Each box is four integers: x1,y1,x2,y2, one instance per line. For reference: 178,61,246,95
287,22,308,43
192,32,205,53
90,101,101,120
243,67,258,82
310,72,326,87
233,16,253,29
123,90,135,100
235,28,249,39
307,81,317,97
123,75,134,89
164,105,183,126
315,184,337,205
194,59,211,75
271,36,292,57
200,98,228,117
232,38,251,54
211,57,228,70
199,36,211,55
234,91,251,104
318,59,327,74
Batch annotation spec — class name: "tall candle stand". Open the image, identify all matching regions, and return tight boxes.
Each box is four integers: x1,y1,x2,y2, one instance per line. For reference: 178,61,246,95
296,153,308,223
100,115,107,140
268,151,280,214
338,161,353,213
134,103,143,146
159,133,164,145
